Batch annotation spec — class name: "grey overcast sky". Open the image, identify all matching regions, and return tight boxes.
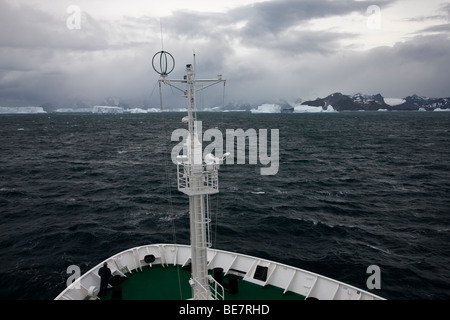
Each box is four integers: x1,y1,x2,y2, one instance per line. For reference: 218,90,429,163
1,0,449,107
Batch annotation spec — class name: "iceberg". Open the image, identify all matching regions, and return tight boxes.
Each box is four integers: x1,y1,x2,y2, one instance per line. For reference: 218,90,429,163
385,98,405,106
125,108,148,114
324,105,337,112
55,108,93,113
161,108,188,112
250,104,281,113
92,106,124,114
433,108,450,112
0,106,46,114
294,105,336,113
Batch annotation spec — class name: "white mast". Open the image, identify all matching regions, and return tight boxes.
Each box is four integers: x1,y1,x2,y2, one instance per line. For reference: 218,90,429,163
154,52,226,299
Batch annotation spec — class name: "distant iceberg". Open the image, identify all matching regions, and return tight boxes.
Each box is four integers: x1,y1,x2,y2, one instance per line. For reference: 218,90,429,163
126,108,149,114
294,105,336,113
0,106,46,114
385,98,405,106
161,108,188,112
55,108,93,113
251,104,281,113
434,108,450,112
55,107,161,113
92,106,124,114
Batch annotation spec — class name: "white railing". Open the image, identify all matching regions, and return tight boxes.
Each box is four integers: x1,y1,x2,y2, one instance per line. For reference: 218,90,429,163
193,195,213,249
208,276,225,300
177,163,219,196
56,244,385,301
191,276,225,300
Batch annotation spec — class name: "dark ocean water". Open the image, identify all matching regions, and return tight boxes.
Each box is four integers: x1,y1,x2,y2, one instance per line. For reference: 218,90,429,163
1,111,449,300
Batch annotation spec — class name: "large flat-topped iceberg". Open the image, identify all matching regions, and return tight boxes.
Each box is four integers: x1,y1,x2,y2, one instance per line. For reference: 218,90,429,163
0,106,46,114
55,108,94,113
384,98,405,106
294,105,337,113
92,106,124,114
251,104,281,113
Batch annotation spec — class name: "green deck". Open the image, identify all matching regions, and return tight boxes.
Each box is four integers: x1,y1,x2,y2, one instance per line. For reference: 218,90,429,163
101,265,305,300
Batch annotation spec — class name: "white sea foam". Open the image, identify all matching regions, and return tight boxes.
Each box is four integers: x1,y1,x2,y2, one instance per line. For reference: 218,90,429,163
365,243,392,255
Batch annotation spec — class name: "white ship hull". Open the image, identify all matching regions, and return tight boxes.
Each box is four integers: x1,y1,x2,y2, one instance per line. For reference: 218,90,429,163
56,243,384,300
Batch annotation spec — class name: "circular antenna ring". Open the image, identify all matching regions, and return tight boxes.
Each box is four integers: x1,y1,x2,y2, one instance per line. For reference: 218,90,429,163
152,51,175,76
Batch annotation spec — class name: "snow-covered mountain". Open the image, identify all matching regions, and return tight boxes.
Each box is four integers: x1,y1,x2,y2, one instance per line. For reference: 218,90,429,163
393,94,450,111
301,93,390,111
301,93,450,111
2,93,449,114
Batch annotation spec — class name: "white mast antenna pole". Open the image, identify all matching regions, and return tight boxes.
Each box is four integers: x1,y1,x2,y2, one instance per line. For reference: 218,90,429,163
182,56,225,300
186,59,210,299
160,19,164,51
153,51,226,299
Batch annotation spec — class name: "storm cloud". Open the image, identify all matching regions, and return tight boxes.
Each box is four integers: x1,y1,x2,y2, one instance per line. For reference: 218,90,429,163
0,0,449,108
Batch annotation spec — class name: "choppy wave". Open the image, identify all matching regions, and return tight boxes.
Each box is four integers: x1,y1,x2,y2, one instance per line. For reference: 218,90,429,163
1,112,450,299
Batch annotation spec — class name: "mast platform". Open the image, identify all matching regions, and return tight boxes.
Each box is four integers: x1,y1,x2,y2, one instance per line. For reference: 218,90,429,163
177,163,220,196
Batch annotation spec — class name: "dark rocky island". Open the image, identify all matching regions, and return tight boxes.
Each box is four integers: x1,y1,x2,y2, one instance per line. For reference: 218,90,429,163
301,93,450,112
